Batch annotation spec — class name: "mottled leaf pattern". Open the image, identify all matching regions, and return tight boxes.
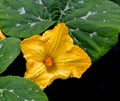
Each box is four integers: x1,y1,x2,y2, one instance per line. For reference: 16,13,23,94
0,0,120,61
0,37,21,74
0,76,48,101
0,0,55,38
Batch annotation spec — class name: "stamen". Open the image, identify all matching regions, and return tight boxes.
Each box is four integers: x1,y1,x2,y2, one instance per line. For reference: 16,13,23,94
44,56,53,67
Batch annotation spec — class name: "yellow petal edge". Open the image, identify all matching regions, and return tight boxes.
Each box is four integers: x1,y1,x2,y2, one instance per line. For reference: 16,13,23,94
0,30,6,40
21,23,92,90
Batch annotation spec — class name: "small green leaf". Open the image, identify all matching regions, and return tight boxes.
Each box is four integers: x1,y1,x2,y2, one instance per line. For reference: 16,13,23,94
0,0,55,38
0,76,48,101
0,37,21,74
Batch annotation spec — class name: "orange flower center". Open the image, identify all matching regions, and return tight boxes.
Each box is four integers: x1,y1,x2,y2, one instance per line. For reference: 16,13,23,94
44,56,53,67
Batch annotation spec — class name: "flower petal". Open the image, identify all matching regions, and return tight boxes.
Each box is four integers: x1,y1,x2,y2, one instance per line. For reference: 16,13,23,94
21,23,92,90
46,65,72,85
31,72,49,90
21,36,47,77
42,23,73,58
24,62,49,90
0,30,6,40
21,35,45,62
55,45,91,78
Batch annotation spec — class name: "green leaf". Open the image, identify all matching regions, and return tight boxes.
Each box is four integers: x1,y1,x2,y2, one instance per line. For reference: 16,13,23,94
70,27,119,61
0,37,21,74
0,0,120,62
0,0,55,38
0,76,48,101
58,0,120,62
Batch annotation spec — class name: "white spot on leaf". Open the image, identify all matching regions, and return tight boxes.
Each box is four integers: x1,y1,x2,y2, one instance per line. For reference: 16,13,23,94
36,16,44,21
35,90,39,92
17,96,19,98
9,56,13,59
74,37,80,44
103,19,106,22
75,28,79,31
64,1,70,11
28,88,32,91
83,47,87,51
0,89,6,97
18,7,26,15
36,0,43,5
105,38,109,40
81,11,97,20
8,89,14,93
102,11,107,13
6,7,11,9
0,55,3,57
24,99,29,101
15,23,21,27
69,29,75,33
78,0,84,4
89,32,97,38
28,22,36,27
74,17,77,20
0,44,3,49
96,4,99,7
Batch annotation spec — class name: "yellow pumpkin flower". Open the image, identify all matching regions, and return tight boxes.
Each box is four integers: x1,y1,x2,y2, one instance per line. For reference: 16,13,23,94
0,30,6,40
21,23,91,90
